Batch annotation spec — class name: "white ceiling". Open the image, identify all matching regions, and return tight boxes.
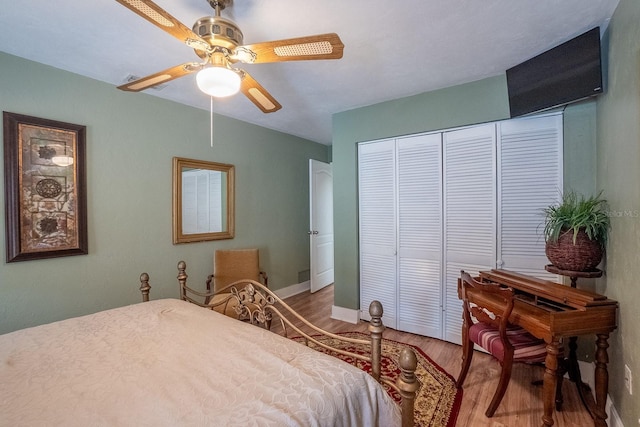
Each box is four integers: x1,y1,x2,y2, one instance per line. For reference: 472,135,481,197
0,0,619,145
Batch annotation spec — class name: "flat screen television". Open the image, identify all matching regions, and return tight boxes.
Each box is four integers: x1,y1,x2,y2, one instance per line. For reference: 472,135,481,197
506,27,603,118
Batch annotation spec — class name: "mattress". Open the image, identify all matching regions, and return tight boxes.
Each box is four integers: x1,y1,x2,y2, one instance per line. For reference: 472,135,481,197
0,298,400,426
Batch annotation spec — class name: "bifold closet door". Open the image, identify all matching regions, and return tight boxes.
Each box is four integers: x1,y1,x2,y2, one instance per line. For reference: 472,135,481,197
396,134,442,337
442,123,497,345
358,139,397,328
358,113,563,343
497,113,563,280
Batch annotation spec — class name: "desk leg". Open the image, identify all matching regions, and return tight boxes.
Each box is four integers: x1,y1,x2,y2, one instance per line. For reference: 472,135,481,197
593,333,610,427
567,336,580,381
541,340,561,427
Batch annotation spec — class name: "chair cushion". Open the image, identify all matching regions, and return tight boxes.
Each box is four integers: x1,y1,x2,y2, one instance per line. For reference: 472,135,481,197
469,322,550,363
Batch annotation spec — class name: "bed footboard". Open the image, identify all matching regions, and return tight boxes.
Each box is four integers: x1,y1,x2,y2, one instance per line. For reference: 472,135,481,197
139,261,419,427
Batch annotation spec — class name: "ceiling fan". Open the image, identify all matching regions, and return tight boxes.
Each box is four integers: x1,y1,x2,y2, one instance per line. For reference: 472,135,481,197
115,0,344,113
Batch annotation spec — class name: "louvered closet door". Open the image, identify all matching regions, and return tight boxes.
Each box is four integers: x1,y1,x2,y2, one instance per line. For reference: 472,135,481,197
498,113,563,280
358,139,397,328
442,124,497,344
397,134,443,337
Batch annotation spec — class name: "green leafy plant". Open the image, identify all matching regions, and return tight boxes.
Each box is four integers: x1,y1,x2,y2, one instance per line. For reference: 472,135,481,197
543,190,610,246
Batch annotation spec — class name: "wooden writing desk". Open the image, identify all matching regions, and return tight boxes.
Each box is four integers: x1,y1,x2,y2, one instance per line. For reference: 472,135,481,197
469,269,618,427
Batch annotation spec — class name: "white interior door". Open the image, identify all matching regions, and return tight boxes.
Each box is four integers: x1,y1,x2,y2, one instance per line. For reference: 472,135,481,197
309,159,334,293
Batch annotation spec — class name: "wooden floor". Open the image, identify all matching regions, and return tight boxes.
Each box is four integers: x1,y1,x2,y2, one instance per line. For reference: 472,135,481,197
279,285,594,427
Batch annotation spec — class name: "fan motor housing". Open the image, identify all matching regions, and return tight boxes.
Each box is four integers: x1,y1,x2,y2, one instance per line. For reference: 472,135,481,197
193,16,243,54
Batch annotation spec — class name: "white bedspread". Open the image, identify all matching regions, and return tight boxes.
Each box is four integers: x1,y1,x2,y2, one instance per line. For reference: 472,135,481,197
0,299,400,427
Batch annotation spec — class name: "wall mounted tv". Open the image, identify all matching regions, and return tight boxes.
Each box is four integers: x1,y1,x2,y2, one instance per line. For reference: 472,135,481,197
506,27,603,118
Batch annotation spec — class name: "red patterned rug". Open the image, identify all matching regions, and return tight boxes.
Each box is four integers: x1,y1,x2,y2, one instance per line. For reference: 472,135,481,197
290,332,462,427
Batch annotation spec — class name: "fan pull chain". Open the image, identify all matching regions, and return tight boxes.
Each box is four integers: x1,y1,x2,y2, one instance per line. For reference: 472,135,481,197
210,96,214,148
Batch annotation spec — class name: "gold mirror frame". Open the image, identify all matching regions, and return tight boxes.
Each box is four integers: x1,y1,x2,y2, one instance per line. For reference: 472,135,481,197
172,157,235,243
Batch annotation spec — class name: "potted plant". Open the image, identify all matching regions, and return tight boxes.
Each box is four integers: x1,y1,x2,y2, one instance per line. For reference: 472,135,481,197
543,190,610,272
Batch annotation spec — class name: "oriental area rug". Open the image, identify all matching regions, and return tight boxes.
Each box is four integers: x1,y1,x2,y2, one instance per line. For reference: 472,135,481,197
290,332,462,427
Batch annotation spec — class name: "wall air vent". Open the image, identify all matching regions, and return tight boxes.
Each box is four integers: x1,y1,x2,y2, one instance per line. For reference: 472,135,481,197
123,74,168,91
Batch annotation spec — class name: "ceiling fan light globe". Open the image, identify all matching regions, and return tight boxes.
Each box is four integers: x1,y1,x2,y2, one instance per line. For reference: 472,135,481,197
196,67,241,97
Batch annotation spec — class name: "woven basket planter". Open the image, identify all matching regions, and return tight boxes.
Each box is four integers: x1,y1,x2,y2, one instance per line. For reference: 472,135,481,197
545,228,603,272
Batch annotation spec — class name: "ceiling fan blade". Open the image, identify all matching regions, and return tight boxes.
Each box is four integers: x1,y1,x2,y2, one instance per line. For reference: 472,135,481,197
114,0,210,52
233,33,344,64
117,62,202,92
239,71,282,113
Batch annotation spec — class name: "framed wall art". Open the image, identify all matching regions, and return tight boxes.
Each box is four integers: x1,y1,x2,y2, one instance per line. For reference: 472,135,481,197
3,112,88,262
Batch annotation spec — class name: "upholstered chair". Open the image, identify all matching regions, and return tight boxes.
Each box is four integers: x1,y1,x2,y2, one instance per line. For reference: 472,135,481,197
205,248,268,317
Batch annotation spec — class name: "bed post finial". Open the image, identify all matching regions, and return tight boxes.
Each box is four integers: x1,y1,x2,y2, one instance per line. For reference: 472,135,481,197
139,272,151,302
368,300,385,381
177,261,188,300
397,347,419,427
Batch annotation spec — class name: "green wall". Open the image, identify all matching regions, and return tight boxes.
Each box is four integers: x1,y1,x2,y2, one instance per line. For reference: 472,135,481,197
563,101,597,197
596,0,640,423
0,52,328,335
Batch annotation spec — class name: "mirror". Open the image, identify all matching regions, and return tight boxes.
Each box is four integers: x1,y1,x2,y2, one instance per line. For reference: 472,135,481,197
172,157,235,243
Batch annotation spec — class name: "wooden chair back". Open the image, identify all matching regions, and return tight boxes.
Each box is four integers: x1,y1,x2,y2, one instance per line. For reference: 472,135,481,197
458,270,559,418
459,270,515,350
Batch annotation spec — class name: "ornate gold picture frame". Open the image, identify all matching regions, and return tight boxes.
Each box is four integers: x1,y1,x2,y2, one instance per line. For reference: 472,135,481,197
3,112,88,262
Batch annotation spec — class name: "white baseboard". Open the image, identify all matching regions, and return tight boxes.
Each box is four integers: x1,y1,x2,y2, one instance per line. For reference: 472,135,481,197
579,360,624,427
331,305,360,324
273,280,310,300
274,281,360,324
606,396,624,427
